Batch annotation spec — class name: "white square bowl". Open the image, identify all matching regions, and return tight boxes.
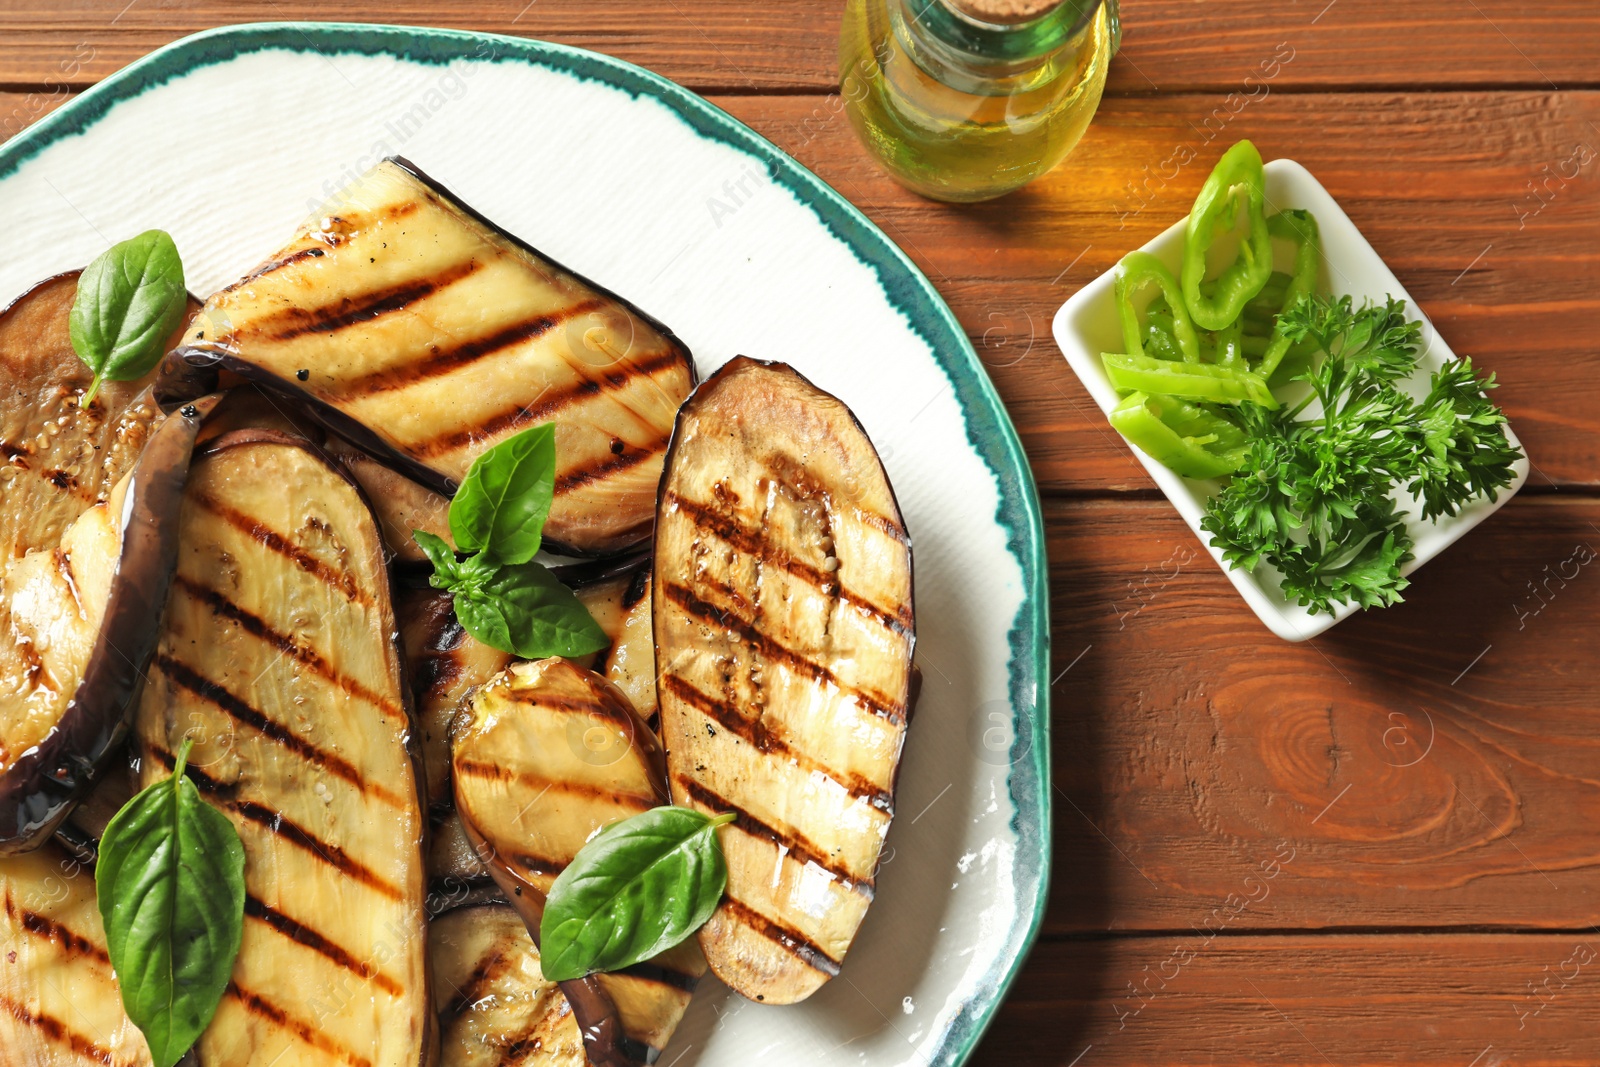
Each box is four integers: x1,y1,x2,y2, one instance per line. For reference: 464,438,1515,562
1052,158,1529,641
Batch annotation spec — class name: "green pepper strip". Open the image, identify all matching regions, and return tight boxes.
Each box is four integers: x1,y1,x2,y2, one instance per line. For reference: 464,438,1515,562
1142,322,1187,363
1115,251,1201,363
1108,391,1250,479
1256,209,1323,380
1182,139,1274,331
1102,351,1277,408
1212,318,1245,368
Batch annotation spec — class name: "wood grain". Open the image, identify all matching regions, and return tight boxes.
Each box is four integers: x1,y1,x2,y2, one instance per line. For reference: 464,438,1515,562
0,0,1595,95
972,933,1600,1066
711,89,1600,495
1039,494,1600,933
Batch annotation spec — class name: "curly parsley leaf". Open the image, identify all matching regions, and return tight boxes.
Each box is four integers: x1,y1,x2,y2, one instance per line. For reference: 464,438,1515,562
1201,294,1519,615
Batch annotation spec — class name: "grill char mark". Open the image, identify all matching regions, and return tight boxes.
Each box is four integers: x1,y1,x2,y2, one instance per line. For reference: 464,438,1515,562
172,576,401,723
613,959,700,993
673,774,874,898
190,493,372,607
256,258,481,342
408,347,686,460
715,898,842,978
336,297,607,398
153,650,404,807
244,896,405,996
553,444,661,495
454,757,659,810
0,994,120,1066
148,746,405,902
660,582,906,725
235,245,326,286
660,673,893,816
439,943,518,1026
4,896,109,965
665,491,911,635
227,982,375,1067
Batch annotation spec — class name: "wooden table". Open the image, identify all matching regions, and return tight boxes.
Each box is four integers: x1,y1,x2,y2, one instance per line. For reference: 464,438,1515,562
4,2,1598,1063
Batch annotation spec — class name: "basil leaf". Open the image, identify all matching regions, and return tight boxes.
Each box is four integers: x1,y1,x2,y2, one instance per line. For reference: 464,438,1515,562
450,422,556,564
540,807,735,981
412,530,462,587
452,557,608,659
96,739,246,1067
69,230,187,408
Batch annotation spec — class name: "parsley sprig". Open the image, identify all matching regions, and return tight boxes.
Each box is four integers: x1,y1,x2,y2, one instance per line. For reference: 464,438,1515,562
1200,294,1522,615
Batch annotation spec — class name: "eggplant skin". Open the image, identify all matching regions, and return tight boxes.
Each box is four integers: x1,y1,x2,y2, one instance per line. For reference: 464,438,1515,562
161,156,697,556
333,440,454,566
0,398,212,854
135,429,433,1067
396,586,513,812
452,660,704,1067
653,357,915,1005
430,902,587,1067
0,844,154,1066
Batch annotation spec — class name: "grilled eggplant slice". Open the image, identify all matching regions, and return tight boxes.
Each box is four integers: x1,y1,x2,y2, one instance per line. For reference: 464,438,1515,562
0,400,210,853
0,270,186,565
397,586,513,809
0,844,153,1066
164,157,697,556
430,902,586,1067
134,429,432,1067
333,440,454,565
396,585,511,905
654,357,915,1004
53,754,137,864
453,659,704,1067
603,574,657,732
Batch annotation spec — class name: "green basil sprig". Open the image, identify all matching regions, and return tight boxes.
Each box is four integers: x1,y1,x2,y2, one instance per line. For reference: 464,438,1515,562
414,423,606,659
540,806,735,981
96,738,246,1067
69,230,187,408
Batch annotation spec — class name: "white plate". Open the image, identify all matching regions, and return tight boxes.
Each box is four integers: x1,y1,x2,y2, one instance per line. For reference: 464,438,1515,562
0,23,1052,1067
1052,158,1529,641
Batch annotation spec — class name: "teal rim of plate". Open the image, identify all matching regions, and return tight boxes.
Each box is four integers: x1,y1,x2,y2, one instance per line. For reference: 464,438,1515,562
0,23,1052,1066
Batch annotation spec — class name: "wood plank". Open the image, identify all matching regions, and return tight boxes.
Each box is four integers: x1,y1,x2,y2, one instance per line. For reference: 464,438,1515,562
971,932,1600,1065
1035,493,1600,933
0,1,1594,95
709,89,1600,493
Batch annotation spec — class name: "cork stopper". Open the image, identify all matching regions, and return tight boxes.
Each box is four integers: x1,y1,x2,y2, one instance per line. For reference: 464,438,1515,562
945,0,1064,24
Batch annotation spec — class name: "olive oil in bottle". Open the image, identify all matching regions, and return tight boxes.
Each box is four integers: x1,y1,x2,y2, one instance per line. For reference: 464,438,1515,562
839,0,1117,203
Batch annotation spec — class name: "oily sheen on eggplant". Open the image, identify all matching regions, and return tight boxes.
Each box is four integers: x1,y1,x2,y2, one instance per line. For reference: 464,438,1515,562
161,157,697,556
134,429,432,1067
430,902,587,1067
453,659,705,1067
0,844,154,1066
653,357,915,1005
0,271,182,565
395,585,511,902
0,399,210,853
573,564,658,728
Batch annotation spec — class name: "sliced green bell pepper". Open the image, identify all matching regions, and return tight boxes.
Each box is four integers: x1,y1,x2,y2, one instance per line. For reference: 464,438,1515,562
1212,317,1245,368
1108,391,1250,479
1256,208,1323,380
1182,139,1274,331
1102,351,1278,408
1115,251,1201,363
